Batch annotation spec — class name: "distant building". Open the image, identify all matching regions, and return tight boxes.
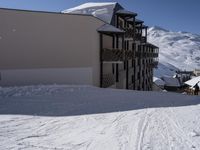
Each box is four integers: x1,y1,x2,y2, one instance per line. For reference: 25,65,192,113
161,76,180,91
175,70,193,85
0,3,159,90
194,69,200,76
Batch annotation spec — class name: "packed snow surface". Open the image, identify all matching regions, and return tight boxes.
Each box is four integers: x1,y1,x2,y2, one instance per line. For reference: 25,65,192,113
0,85,200,150
148,26,200,71
62,2,117,23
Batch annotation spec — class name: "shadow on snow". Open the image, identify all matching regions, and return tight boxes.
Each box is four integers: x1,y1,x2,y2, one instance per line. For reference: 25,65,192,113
0,87,199,117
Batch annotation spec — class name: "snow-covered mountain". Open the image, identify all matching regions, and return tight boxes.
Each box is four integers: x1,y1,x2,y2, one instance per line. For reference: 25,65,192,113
148,26,200,72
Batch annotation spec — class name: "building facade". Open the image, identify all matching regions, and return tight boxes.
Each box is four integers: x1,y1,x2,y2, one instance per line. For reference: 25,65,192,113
0,3,158,90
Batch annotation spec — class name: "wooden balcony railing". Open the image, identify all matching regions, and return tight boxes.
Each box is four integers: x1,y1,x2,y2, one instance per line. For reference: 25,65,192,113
102,48,124,62
125,28,134,38
135,51,159,58
102,73,115,88
102,48,135,61
148,60,158,68
126,50,135,60
135,33,142,41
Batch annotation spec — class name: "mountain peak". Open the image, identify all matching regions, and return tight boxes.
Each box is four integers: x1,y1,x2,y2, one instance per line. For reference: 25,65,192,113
149,26,169,32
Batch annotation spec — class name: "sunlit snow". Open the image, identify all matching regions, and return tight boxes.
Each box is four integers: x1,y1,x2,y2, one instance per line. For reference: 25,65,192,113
0,85,200,150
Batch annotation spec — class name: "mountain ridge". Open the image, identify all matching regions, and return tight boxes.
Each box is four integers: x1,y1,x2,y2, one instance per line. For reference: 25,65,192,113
148,26,200,75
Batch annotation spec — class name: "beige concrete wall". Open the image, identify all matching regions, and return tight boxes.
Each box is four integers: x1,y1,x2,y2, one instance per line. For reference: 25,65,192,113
0,9,105,86
102,34,112,49
0,68,93,86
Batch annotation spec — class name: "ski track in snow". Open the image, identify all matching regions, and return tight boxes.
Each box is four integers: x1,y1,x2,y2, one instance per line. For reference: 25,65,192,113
1,108,200,150
0,85,200,149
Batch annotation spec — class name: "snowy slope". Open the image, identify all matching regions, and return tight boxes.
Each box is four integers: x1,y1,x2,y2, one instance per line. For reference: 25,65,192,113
0,85,200,150
148,26,200,71
62,2,117,23
154,62,179,78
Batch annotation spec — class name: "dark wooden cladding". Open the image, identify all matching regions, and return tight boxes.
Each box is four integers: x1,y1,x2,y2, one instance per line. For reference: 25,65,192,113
102,48,135,61
102,48,124,61
102,73,115,88
99,6,159,90
100,33,103,88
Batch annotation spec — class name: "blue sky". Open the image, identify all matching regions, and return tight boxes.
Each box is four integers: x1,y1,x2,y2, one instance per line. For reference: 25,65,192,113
0,0,199,34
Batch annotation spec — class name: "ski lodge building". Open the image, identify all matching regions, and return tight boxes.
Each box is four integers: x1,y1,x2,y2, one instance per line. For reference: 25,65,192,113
0,2,159,90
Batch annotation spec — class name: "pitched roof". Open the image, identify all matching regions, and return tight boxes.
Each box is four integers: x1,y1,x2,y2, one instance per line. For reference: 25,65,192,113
185,76,200,87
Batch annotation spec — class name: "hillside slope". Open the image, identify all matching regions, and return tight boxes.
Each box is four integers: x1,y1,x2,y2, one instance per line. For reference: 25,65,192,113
148,26,200,71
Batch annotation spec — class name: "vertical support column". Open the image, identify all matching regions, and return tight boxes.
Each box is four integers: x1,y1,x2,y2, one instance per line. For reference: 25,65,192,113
140,23,142,41
112,35,115,74
133,17,136,90
116,36,119,82
116,15,119,82
133,17,136,41
100,33,103,88
145,27,148,43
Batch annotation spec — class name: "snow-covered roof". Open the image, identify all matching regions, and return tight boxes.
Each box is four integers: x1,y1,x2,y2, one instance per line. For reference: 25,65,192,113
135,19,144,24
153,77,165,86
62,2,117,23
162,76,180,87
185,76,200,87
97,24,125,34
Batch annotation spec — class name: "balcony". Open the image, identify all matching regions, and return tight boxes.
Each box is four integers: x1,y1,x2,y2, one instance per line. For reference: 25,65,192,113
102,48,124,62
135,33,142,41
124,28,134,38
149,59,159,68
102,48,135,62
102,73,115,88
126,50,135,60
141,36,147,43
135,51,159,58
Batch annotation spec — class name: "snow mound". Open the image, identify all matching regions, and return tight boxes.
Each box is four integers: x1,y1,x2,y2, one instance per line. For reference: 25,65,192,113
62,2,117,23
